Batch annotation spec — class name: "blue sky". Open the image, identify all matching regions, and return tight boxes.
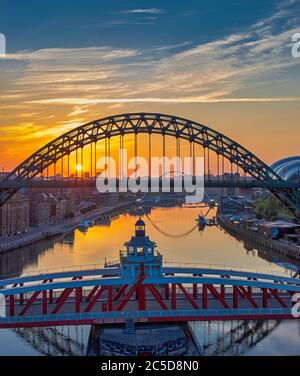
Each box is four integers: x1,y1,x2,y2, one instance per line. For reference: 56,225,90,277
0,0,287,51
0,0,299,168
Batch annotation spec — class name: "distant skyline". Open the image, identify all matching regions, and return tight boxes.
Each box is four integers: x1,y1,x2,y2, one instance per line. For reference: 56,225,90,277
0,0,299,170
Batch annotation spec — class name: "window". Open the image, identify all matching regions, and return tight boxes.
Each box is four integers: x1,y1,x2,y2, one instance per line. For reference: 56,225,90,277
128,246,134,255
137,247,144,255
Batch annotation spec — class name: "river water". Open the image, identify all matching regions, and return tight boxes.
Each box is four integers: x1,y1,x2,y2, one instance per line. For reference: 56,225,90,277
0,205,299,356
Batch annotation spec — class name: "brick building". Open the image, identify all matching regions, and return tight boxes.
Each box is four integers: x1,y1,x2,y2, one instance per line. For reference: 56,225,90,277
0,192,30,237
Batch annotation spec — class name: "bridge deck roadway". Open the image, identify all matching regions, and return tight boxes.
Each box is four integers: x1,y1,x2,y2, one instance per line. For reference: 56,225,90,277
0,178,299,189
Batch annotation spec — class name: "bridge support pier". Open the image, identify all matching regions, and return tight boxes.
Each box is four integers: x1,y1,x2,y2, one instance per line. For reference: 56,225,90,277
42,291,47,314
107,287,113,312
220,285,225,298
49,279,53,304
202,285,208,309
171,284,176,309
192,274,198,299
164,284,170,300
233,287,239,309
19,283,24,305
9,295,14,316
193,283,197,299
75,288,82,313
263,289,268,308
138,285,146,311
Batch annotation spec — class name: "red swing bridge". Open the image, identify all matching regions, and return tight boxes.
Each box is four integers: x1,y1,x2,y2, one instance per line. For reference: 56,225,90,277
0,219,299,329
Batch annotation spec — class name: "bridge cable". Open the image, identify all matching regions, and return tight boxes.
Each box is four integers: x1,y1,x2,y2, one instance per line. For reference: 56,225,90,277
145,211,198,239
208,148,211,180
134,133,138,178
75,148,78,179
90,142,93,180
193,142,195,177
148,133,152,178
163,134,166,176
176,138,181,177
81,146,83,179
61,154,64,180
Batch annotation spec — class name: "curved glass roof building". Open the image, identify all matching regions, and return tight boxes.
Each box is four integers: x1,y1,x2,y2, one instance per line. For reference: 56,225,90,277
271,156,300,182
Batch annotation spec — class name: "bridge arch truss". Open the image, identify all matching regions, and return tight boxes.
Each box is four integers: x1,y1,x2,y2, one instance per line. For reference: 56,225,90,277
1,113,299,218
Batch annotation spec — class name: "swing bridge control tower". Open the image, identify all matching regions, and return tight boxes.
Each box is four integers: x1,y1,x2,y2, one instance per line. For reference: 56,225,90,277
120,218,163,279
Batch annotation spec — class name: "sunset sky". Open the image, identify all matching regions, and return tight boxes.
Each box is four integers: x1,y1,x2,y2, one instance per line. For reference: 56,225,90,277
0,0,299,172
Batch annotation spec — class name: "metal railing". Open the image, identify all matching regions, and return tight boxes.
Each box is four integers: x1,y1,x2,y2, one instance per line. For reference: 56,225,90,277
0,263,108,280
0,257,296,283
163,261,294,278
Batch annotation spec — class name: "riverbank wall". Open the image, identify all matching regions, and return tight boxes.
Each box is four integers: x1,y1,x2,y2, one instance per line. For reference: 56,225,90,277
218,214,300,262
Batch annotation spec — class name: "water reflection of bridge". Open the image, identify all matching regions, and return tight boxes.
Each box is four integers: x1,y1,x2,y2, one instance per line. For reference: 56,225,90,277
13,326,87,356
12,320,281,356
190,320,280,356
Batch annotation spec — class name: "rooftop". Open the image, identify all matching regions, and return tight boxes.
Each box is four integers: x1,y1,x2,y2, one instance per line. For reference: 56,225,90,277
124,235,156,247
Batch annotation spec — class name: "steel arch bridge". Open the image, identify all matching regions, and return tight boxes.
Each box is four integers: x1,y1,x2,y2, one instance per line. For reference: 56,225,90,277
1,112,299,218
0,263,299,329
